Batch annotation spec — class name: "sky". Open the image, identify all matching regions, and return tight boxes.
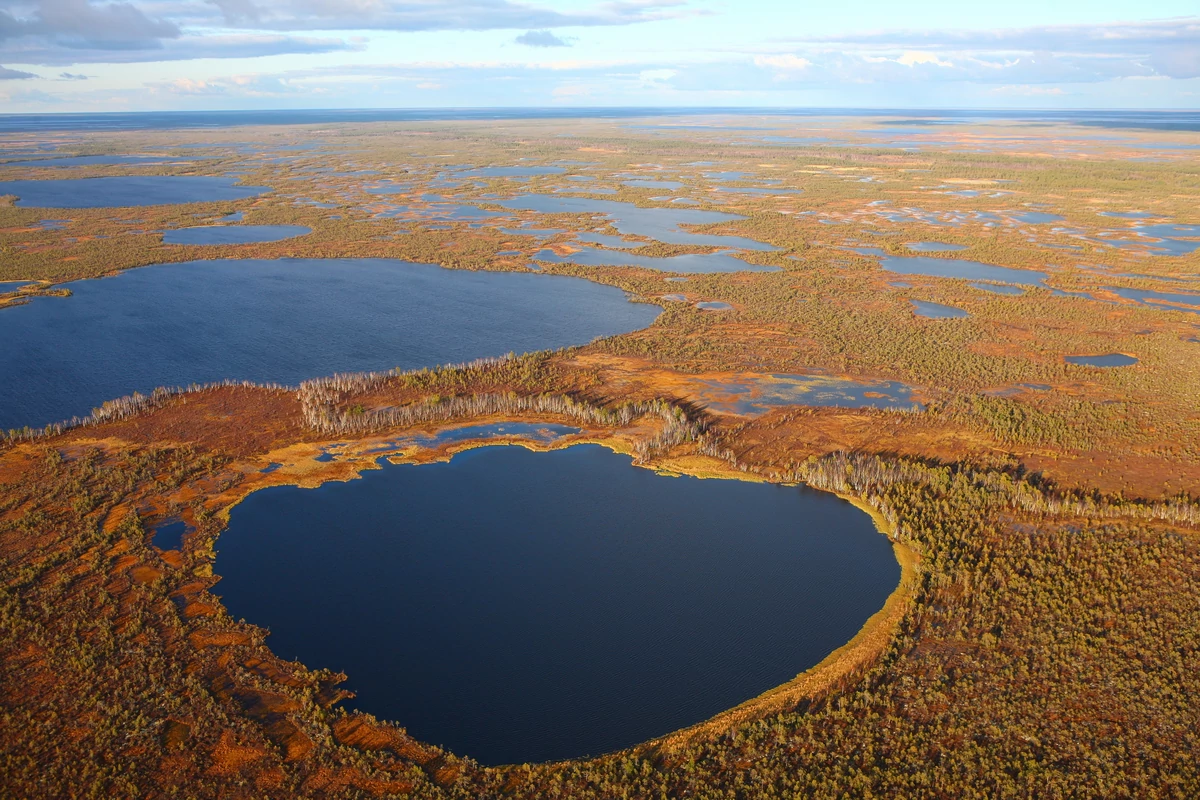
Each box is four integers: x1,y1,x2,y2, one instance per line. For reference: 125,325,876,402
0,0,1197,112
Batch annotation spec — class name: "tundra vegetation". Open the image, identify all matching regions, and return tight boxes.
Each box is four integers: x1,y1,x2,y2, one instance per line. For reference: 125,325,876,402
1,115,1198,797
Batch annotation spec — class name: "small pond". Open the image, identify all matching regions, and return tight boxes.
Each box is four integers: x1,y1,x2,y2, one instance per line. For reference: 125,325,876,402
624,179,684,190
851,248,1048,287
1009,211,1064,224
687,373,921,415
0,176,269,207
911,300,969,319
1065,353,1139,367
152,521,188,550
215,444,900,765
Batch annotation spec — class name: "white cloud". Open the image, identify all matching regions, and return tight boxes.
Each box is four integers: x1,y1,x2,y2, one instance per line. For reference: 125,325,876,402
753,54,811,70
896,51,953,68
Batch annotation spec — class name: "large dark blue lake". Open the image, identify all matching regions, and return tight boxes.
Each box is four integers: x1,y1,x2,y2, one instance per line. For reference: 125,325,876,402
0,258,660,430
216,444,899,765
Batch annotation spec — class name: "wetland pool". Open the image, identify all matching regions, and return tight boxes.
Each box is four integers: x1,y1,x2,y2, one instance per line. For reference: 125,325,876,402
1065,353,1138,367
911,300,968,319
216,444,900,765
0,258,660,430
496,194,779,251
850,248,1048,287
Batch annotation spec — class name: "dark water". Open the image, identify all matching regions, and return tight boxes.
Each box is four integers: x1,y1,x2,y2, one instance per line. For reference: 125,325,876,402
162,225,311,245
0,258,660,430
1065,353,1138,367
216,444,899,765
0,176,268,207
152,521,188,550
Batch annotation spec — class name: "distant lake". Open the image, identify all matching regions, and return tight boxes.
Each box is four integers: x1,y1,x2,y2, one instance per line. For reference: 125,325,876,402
216,444,900,765
0,258,660,430
0,176,268,207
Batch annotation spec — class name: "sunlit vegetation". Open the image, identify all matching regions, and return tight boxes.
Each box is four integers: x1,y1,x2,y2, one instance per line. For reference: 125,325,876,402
2,115,1199,796
2,387,1198,796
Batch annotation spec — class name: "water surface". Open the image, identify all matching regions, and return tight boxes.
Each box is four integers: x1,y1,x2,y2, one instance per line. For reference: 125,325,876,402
852,248,1048,287
496,194,778,251
1065,353,1138,367
216,444,899,765
3,154,194,168
689,373,920,415
911,300,968,319
0,176,268,207
0,258,659,429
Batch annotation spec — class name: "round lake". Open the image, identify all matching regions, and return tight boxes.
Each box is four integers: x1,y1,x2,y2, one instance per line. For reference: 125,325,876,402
216,444,900,765
0,258,660,430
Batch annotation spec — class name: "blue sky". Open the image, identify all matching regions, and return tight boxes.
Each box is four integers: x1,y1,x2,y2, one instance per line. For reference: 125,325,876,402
0,0,1197,111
